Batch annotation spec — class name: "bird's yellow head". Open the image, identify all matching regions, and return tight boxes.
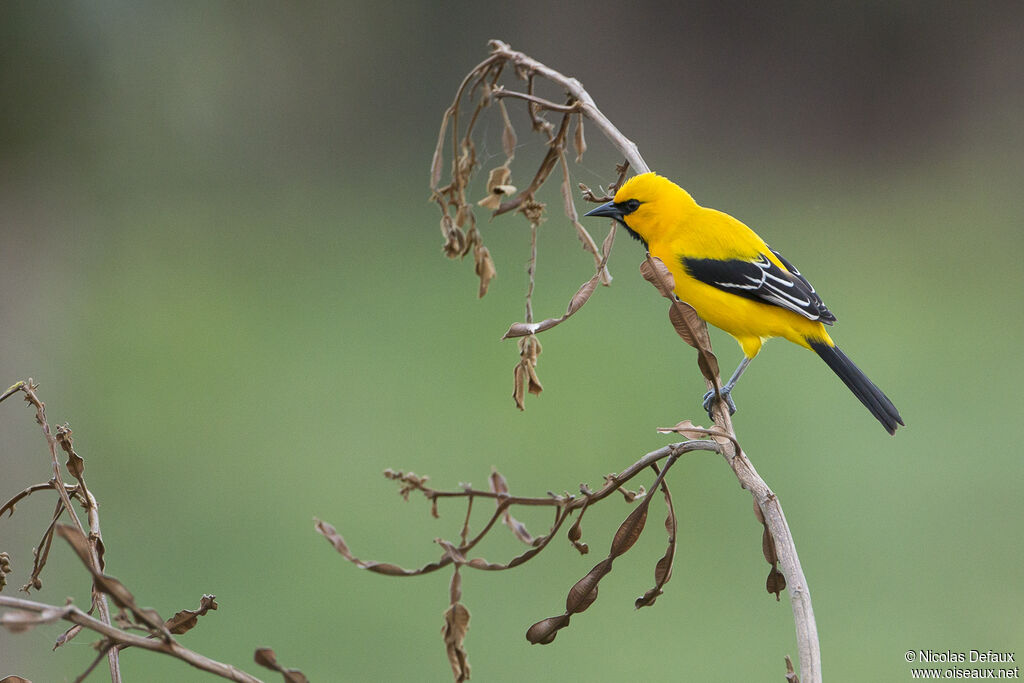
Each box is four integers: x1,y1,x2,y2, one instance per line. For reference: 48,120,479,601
583,172,697,247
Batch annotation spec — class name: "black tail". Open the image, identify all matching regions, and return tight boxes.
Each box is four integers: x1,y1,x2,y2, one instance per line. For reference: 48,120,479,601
809,341,904,435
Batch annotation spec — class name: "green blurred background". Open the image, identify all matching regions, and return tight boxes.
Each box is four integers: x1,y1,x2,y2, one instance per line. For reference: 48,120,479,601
2,2,1022,681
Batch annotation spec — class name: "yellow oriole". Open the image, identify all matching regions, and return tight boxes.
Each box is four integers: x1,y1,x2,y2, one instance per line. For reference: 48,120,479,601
585,172,903,434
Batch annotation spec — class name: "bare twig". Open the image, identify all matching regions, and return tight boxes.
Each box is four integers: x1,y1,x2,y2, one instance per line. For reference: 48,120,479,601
1,380,304,682
0,595,263,683
5,380,122,680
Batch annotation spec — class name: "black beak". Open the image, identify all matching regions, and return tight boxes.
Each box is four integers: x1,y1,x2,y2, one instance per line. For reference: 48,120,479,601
584,200,625,221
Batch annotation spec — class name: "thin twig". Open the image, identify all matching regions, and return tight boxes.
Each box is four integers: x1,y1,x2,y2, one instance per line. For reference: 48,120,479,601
16,381,122,681
0,595,263,683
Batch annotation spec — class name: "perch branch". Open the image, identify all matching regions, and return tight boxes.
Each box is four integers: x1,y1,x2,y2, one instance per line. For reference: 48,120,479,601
484,42,820,681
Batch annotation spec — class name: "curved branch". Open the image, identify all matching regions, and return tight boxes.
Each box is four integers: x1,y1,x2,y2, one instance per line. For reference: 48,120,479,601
483,41,820,682
487,40,650,174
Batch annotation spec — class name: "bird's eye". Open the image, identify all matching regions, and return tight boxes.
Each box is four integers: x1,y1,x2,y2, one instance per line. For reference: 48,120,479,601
623,199,641,213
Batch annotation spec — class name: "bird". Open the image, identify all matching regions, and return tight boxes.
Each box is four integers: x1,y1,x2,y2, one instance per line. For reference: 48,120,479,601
584,172,903,434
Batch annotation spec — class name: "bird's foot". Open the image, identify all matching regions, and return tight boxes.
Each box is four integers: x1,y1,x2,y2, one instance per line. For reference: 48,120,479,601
702,387,737,420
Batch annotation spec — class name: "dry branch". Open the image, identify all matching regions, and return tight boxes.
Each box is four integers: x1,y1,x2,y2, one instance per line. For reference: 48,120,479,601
0,380,305,683
351,39,821,682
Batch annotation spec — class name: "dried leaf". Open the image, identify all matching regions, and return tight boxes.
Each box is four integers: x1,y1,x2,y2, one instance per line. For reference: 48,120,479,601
163,594,218,635
635,477,677,609
500,268,603,340
315,519,439,576
767,565,787,599
573,114,586,162
478,166,516,210
639,255,676,297
254,648,309,683
512,362,525,411
565,559,611,614
656,419,710,440
473,244,496,298
609,503,648,557
566,274,599,317
511,336,543,409
525,360,543,396
489,470,535,545
640,256,722,385
455,203,472,229
442,601,471,682
502,318,557,339
499,100,517,159
752,499,786,600
440,215,467,259
430,107,452,189
656,419,736,451
55,425,83,481
668,302,699,347
525,615,570,645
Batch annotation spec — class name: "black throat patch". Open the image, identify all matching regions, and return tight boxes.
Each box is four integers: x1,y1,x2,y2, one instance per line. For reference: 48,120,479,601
620,221,648,249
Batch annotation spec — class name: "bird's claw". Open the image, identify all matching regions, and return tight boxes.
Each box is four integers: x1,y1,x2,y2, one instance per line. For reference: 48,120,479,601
702,387,737,420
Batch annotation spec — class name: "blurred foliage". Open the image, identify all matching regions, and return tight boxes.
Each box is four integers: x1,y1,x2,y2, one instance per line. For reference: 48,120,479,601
1,2,1022,681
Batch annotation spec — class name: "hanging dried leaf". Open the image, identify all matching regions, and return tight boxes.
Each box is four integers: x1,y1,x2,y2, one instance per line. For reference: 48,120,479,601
473,243,496,298
753,499,786,600
609,503,648,556
512,335,543,409
573,113,586,162
639,255,676,297
499,99,517,159
565,559,611,614
430,108,452,190
525,615,570,645
478,166,516,210
512,362,526,411
635,475,677,609
314,519,447,577
566,275,599,317
55,425,83,481
501,264,606,340
668,302,700,347
640,255,722,388
440,215,467,259
441,569,471,683
488,470,536,546
454,203,472,229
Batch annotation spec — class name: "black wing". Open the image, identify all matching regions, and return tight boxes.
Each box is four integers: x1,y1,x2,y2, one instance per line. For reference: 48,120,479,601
681,248,836,324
